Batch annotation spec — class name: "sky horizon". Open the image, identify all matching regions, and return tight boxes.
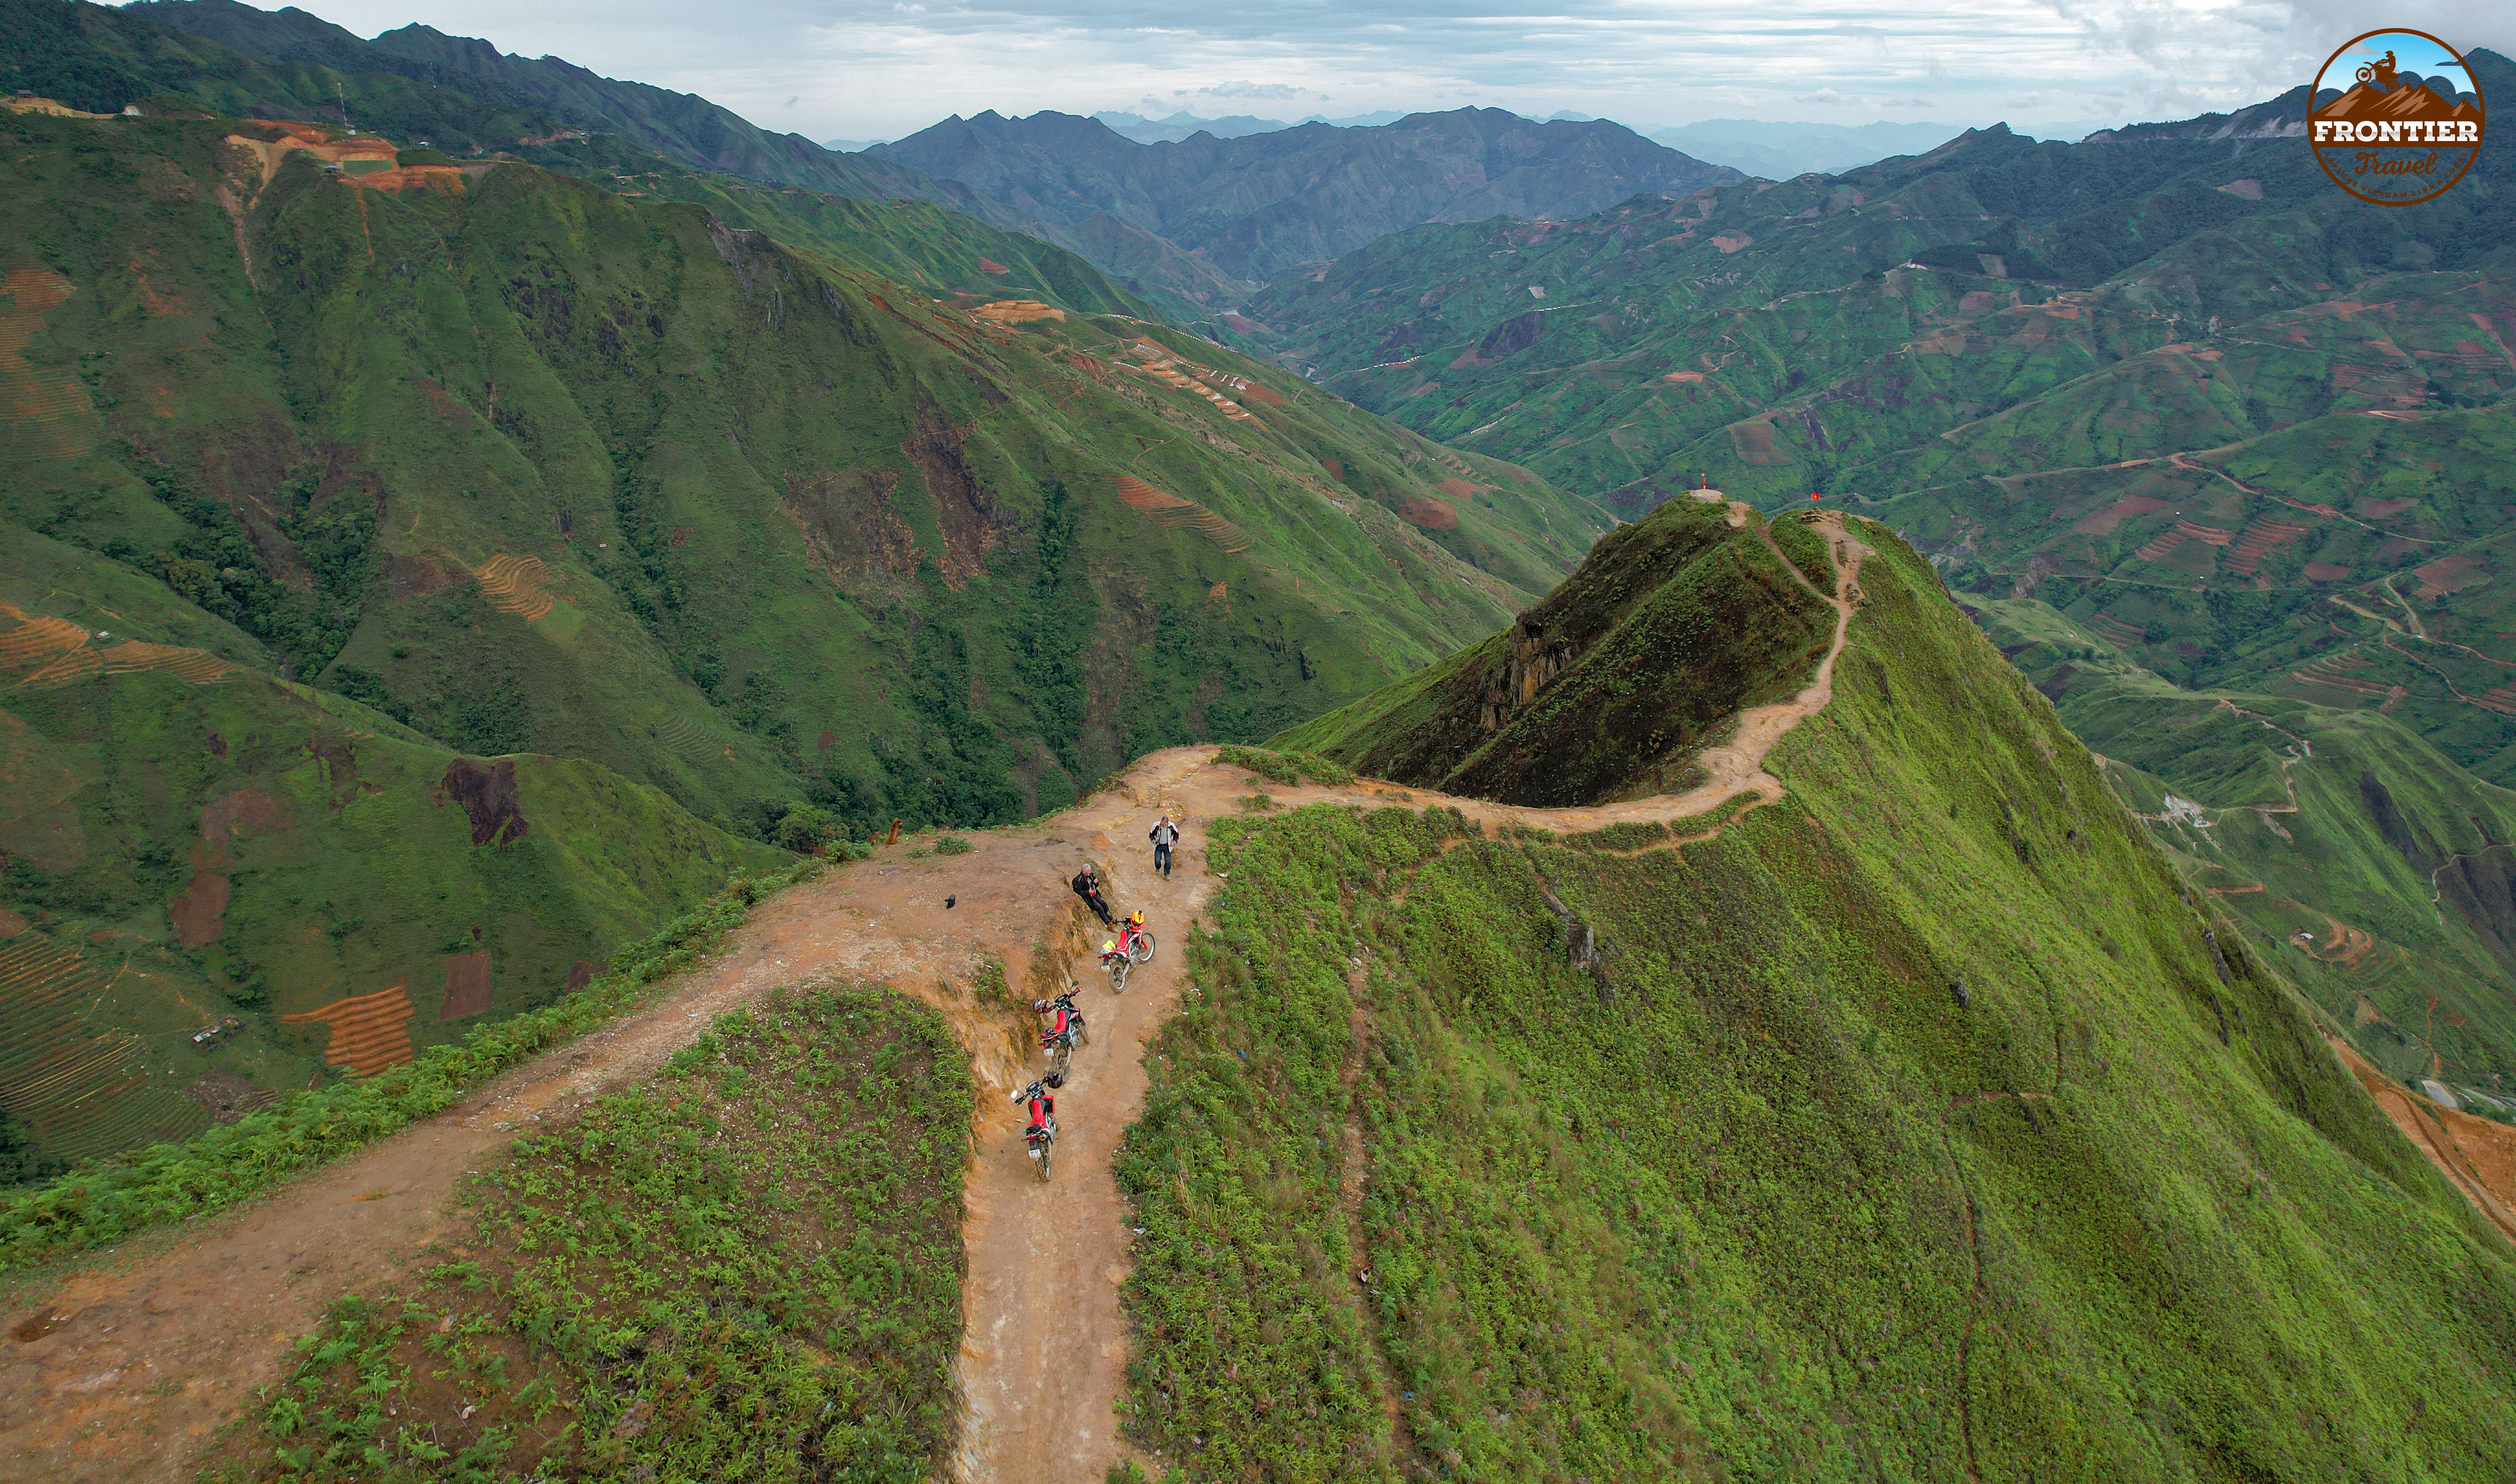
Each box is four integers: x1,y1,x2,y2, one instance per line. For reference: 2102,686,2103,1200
143,0,2515,144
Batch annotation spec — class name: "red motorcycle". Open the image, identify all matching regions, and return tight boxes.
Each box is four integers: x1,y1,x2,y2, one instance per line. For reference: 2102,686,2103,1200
1035,991,1087,1084
1011,1078,1057,1182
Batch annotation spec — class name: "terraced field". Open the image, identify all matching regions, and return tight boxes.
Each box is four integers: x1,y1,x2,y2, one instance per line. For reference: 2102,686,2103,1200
0,264,93,463
1,600,236,690
278,986,417,1076
470,554,555,622
0,933,209,1161
1113,475,1256,553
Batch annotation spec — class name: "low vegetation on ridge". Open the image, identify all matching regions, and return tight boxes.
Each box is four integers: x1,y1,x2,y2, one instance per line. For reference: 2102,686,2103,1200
1113,517,2516,1480
204,984,969,1484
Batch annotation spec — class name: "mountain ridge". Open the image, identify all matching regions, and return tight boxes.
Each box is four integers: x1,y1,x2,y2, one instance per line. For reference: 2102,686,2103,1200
869,105,1743,284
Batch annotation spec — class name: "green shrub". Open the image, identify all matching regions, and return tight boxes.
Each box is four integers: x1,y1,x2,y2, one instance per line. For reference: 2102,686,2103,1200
935,834,975,856
1215,745,1354,788
0,860,827,1272
1566,819,1670,852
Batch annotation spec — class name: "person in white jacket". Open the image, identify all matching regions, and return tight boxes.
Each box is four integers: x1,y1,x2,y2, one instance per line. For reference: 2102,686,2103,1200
1149,816,1181,879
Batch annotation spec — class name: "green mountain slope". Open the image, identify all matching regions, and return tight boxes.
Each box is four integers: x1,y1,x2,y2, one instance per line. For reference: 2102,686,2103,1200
109,0,1258,320
1278,498,1835,804
0,522,780,1171
1975,599,2516,1107
1243,57,2516,1093
2,0,561,149
1120,507,2516,1480
0,102,1607,1170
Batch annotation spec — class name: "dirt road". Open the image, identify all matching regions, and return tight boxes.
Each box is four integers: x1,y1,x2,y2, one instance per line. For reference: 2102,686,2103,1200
0,514,1871,1484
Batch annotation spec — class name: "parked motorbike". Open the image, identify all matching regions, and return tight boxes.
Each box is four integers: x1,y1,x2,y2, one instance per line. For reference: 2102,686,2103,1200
1035,991,1088,1084
1012,1078,1057,1182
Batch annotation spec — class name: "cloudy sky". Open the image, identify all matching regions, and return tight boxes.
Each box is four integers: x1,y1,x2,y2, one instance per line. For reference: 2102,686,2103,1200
216,0,2514,141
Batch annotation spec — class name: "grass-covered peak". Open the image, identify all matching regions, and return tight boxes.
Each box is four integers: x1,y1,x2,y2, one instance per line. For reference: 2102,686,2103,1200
1275,497,1837,805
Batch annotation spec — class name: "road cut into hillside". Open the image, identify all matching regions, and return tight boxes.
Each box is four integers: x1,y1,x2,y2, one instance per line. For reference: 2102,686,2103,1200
3,516,1878,1484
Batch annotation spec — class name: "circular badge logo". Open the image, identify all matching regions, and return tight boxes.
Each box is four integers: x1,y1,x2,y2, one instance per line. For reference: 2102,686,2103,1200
2309,29,2486,206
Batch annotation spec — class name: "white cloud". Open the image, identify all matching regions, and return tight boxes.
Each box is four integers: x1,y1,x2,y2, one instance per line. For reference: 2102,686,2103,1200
1193,80,1324,100
227,0,2516,140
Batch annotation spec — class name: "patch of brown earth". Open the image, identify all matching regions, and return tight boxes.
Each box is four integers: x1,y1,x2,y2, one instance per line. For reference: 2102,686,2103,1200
1395,497,1458,530
902,407,1003,588
436,759,528,848
438,952,492,1020
305,737,377,811
2070,495,2172,536
783,467,920,582
179,1069,278,1125
2324,1032,2516,1242
168,788,292,947
386,553,457,600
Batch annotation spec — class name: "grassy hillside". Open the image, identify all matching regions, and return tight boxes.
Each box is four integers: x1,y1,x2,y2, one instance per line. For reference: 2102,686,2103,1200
1116,516,2516,1480
200,984,968,1483
1277,499,1833,804
1977,599,2516,1110
0,102,1603,1170
0,523,781,1173
1245,55,2516,1096
2,0,561,151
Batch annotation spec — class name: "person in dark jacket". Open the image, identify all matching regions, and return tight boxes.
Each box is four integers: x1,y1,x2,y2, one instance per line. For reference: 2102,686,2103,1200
1149,815,1181,879
1070,862,1115,926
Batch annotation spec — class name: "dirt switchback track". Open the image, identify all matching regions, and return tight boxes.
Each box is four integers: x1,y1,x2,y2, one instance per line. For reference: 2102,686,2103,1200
1,518,1871,1484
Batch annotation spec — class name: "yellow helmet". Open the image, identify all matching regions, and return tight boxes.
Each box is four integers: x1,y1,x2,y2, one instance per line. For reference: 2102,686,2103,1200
1103,940,1117,954
1129,911,1145,926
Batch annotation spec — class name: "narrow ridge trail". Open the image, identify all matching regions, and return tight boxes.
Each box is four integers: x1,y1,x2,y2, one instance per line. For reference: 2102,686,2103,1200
0,516,1869,1484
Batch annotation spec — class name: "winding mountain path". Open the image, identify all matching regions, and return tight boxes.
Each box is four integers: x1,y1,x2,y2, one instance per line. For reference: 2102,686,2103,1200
0,515,1869,1484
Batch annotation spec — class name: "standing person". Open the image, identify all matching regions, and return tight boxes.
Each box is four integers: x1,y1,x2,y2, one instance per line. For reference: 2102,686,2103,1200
1070,861,1115,927
1149,815,1180,879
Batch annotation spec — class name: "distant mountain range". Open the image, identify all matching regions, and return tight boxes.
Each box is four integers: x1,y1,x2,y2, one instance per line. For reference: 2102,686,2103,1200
1087,108,1410,144
1643,118,1971,179
866,108,1741,283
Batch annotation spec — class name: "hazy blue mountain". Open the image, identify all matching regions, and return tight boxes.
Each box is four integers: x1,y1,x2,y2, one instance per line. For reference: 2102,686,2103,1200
1646,118,1968,178
869,106,1739,282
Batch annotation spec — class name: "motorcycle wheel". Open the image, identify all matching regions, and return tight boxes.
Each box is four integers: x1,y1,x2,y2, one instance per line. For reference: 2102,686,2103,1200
1130,931,1156,965
1035,1147,1053,1183
1108,958,1130,994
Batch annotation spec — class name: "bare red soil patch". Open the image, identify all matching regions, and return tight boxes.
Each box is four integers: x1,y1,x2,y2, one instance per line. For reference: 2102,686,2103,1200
169,788,292,947
2413,554,2488,599
2325,1033,2516,1242
438,952,492,1020
2071,495,2172,536
1395,497,1459,530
